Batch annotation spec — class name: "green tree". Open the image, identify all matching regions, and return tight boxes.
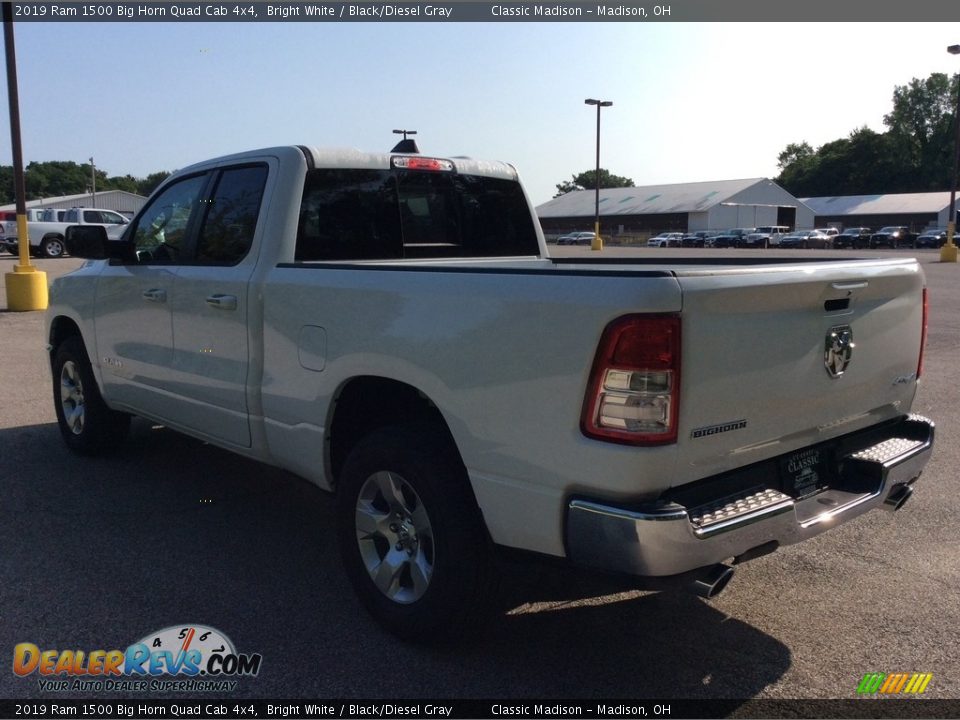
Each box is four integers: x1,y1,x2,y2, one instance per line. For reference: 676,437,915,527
776,71,959,196
554,168,635,197
0,162,171,204
104,174,140,194
777,141,814,170
883,72,959,190
24,161,91,198
0,165,14,205
136,171,171,196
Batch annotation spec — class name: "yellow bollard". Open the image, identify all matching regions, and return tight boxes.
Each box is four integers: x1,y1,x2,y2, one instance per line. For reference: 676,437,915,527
591,220,603,251
4,214,48,311
6,265,49,311
940,221,958,263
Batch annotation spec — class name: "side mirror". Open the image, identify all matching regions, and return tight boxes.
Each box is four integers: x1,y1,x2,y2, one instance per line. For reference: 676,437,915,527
65,225,131,261
65,225,107,259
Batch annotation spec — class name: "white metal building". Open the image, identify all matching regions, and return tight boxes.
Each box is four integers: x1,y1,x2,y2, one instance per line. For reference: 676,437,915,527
800,191,960,230
0,190,148,216
536,178,815,237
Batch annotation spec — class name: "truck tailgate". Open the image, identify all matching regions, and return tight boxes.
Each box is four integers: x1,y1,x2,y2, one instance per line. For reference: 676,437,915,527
672,258,925,486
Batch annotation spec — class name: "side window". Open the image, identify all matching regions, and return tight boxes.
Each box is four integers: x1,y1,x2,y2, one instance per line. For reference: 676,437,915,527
296,169,400,261
130,174,208,264
196,165,268,265
64,209,78,223
83,210,101,223
102,211,125,224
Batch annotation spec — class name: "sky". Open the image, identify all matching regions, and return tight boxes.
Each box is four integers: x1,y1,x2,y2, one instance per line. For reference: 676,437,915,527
1,18,959,206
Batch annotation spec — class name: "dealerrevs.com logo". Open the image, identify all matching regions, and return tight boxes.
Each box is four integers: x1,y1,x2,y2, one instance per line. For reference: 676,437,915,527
12,625,262,693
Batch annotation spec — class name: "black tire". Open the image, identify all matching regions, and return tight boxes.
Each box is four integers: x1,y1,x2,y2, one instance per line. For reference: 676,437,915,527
52,336,130,455
40,236,66,258
337,423,496,643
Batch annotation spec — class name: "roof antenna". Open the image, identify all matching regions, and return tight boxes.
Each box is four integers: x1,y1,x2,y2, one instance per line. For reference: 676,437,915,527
391,129,419,154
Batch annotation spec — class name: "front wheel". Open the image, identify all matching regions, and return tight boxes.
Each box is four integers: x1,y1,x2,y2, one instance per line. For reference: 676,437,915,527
337,424,496,643
52,336,130,454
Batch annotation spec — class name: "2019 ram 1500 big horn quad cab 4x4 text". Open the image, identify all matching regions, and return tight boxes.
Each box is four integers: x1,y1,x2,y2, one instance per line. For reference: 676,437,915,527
50,146,934,642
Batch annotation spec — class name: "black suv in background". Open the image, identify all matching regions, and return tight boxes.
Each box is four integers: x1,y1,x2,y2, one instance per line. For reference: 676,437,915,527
833,227,873,249
711,228,753,248
870,226,916,249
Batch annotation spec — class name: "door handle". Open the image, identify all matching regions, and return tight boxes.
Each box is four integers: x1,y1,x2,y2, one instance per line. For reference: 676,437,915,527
142,288,167,303
831,281,868,291
206,294,238,310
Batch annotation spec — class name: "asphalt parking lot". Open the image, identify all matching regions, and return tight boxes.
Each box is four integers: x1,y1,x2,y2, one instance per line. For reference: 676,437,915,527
1,249,958,710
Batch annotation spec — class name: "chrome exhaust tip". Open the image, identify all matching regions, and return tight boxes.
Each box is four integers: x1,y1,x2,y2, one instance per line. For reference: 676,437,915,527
883,484,913,512
688,563,735,599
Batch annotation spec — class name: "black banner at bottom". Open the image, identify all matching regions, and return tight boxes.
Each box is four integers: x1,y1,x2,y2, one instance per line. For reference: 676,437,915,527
3,699,960,719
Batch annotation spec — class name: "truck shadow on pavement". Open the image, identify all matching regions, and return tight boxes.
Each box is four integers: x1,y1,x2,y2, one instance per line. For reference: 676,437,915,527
1,420,789,703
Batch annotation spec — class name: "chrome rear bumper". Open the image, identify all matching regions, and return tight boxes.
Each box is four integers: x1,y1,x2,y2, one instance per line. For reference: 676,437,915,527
566,415,934,577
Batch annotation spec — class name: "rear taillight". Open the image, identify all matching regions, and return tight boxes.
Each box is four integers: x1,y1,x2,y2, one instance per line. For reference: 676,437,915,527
918,288,928,378
581,314,681,445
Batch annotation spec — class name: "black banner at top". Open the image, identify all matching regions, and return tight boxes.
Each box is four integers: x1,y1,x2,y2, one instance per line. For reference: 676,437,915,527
6,1,960,22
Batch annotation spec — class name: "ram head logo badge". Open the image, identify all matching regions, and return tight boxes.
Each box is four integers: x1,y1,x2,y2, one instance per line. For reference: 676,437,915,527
825,325,854,378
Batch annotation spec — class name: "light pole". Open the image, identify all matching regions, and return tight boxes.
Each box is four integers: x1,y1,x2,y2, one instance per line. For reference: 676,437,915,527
89,157,96,207
942,44,960,263
585,98,612,251
3,3,47,311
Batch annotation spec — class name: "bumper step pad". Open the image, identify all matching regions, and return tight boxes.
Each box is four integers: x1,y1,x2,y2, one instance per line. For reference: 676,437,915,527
849,437,925,464
689,488,793,537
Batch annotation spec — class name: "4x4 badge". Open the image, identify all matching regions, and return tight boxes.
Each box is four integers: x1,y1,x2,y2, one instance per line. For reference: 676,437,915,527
825,325,854,378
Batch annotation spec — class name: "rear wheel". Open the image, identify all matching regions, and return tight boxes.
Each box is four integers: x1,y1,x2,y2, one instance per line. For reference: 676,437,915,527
337,424,496,643
40,236,65,258
53,336,130,454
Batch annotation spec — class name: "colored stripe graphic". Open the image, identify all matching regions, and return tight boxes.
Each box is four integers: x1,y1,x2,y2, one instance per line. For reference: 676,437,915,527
857,673,886,694
857,673,932,694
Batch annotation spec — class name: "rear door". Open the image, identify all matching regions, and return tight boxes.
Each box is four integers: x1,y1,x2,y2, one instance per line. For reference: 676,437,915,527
167,163,270,447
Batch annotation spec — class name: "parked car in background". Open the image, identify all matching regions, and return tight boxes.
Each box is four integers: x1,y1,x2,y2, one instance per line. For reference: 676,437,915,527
744,225,791,248
556,231,596,246
647,232,684,248
682,231,716,248
2,206,129,258
870,226,916,249
916,228,948,249
1,208,67,253
833,227,873,249
711,228,754,248
815,227,839,239
779,230,833,249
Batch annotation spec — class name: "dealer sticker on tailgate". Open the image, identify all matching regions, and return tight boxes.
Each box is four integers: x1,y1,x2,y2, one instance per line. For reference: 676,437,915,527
780,447,829,498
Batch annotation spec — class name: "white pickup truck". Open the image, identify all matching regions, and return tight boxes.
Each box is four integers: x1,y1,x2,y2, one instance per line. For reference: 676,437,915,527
2,206,129,258
47,146,934,642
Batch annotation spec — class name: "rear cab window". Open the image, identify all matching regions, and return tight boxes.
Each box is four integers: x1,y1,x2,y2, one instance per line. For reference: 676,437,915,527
295,163,539,261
